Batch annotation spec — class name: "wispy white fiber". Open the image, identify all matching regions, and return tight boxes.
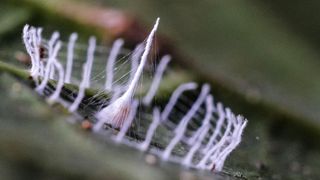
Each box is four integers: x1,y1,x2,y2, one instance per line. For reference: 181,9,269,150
23,25,35,74
202,103,226,153
69,37,96,112
114,99,139,143
105,39,124,90
22,25,43,78
68,64,87,112
65,33,78,83
110,85,123,103
183,125,209,167
32,27,42,78
48,48,64,103
162,84,210,160
188,95,213,145
197,108,233,169
161,82,198,122
129,43,144,83
214,118,247,171
143,55,171,106
49,32,60,80
84,37,96,87
35,33,60,94
39,61,44,77
138,107,161,151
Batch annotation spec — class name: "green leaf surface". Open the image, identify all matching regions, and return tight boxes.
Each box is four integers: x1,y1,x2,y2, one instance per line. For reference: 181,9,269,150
1,0,320,179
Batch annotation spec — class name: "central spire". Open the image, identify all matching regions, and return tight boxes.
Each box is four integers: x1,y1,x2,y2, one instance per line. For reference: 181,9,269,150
93,18,160,131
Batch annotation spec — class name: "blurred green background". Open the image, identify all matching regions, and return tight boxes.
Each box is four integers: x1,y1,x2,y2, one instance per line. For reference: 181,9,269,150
1,0,320,179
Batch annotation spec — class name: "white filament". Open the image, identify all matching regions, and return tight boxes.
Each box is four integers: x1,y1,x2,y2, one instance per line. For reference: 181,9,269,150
197,108,233,169
40,61,44,77
32,28,42,77
162,84,210,160
143,55,171,105
105,39,124,90
213,118,247,171
183,126,209,167
209,109,236,161
161,82,198,122
65,33,78,83
115,99,139,143
84,37,96,87
48,47,64,103
139,107,161,151
69,37,96,112
35,32,60,94
110,85,123,103
202,103,225,153
129,43,144,83
188,95,214,145
49,32,60,80
23,25,35,74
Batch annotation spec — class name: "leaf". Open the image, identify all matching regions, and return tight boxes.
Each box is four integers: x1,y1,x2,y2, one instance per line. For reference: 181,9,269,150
2,0,320,179
0,74,168,180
